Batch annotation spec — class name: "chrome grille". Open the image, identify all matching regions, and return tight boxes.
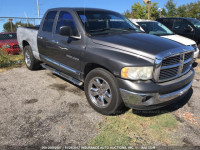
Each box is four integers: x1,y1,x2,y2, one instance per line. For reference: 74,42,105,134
159,67,179,80
162,55,180,66
158,52,193,82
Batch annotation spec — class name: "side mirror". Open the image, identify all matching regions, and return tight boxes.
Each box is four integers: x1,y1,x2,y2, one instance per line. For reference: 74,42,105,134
184,26,193,32
59,26,73,36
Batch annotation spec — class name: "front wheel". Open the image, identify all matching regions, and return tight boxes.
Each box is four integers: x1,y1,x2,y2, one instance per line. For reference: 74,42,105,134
84,68,125,115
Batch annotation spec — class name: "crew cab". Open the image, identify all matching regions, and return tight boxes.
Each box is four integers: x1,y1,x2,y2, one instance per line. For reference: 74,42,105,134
17,8,195,115
0,32,20,54
130,19,199,60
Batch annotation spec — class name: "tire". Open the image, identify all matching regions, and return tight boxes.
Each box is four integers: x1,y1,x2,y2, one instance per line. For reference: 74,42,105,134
84,68,125,115
23,45,41,70
198,44,200,58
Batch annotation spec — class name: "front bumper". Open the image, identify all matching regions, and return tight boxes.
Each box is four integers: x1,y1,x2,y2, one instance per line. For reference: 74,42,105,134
4,48,21,54
118,69,194,110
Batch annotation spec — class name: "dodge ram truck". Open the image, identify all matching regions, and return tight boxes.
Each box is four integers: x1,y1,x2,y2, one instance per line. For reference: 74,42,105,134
17,8,195,115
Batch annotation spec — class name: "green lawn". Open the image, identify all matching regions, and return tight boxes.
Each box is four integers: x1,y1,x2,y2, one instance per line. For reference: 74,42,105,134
90,110,179,146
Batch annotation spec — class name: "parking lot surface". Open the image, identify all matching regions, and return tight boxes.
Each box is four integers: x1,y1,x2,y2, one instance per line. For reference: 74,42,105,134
0,66,200,148
0,67,102,149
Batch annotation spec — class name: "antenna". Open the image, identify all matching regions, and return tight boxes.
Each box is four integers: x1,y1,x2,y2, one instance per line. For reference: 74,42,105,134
37,0,40,24
24,12,29,26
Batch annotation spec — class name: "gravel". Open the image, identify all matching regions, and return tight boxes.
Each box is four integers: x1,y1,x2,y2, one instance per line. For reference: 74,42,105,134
0,66,102,149
0,66,200,148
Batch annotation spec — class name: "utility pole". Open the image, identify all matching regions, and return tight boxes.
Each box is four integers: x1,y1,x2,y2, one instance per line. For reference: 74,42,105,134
148,1,151,20
143,0,151,20
37,0,40,24
8,18,13,32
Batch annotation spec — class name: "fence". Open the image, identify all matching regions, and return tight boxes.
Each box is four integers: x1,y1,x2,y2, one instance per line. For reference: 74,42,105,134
0,17,40,67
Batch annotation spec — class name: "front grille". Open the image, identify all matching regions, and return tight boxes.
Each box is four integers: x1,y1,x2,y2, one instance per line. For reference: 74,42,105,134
159,67,179,80
13,44,19,49
158,52,193,82
162,55,180,66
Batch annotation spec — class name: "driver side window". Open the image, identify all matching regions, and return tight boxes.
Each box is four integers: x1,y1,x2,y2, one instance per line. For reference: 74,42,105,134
56,11,78,35
173,19,190,31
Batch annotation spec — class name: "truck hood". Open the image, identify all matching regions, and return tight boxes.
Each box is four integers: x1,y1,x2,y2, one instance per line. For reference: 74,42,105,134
92,33,183,60
161,34,196,46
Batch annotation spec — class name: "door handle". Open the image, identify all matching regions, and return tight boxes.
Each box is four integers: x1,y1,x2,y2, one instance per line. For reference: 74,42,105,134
52,40,58,44
59,46,68,50
38,36,43,40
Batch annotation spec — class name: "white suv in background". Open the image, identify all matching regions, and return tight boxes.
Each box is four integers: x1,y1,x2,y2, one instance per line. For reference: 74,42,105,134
130,19,199,60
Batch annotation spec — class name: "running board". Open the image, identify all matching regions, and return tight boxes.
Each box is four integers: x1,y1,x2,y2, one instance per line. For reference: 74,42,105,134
41,63,83,86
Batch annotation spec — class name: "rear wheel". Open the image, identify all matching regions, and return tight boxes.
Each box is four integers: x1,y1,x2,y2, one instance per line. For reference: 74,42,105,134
24,45,41,70
84,68,125,115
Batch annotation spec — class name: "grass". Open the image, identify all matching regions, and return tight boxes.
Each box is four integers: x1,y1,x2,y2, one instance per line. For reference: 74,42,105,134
90,110,179,146
0,48,24,70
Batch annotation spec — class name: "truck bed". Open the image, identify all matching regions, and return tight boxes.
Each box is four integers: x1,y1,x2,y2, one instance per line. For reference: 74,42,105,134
17,27,40,60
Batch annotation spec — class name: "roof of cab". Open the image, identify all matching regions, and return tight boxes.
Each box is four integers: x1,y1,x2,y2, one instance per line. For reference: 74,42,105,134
47,7,115,12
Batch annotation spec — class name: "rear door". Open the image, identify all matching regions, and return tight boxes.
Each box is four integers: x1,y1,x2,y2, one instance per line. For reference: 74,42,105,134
37,11,58,60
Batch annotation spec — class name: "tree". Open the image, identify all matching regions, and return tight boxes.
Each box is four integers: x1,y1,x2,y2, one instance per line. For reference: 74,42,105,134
131,2,146,19
130,2,159,20
3,22,16,32
186,1,200,18
161,8,167,17
176,5,187,17
149,3,160,20
165,0,177,17
3,21,34,32
123,10,133,18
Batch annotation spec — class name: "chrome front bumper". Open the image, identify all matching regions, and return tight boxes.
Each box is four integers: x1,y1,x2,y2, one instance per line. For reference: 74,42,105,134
120,81,193,109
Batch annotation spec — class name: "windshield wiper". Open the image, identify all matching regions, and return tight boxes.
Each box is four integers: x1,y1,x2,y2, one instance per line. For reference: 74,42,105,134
89,28,111,32
122,28,136,31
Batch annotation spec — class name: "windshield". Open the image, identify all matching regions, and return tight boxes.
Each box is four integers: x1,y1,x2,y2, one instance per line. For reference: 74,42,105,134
137,21,174,36
187,18,200,29
0,33,17,40
77,10,141,36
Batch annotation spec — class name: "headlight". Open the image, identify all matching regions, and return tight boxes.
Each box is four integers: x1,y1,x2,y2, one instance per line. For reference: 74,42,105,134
193,44,199,59
121,67,153,80
2,45,11,49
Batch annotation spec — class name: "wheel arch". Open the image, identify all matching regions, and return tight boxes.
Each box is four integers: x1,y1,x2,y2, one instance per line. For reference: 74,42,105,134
83,63,115,79
22,40,30,48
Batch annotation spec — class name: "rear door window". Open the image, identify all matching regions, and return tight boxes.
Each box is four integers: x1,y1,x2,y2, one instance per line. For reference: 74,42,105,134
42,11,57,32
173,19,190,31
161,19,174,29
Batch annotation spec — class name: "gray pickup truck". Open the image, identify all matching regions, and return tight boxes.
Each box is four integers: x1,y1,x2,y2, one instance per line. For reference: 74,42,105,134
17,8,195,115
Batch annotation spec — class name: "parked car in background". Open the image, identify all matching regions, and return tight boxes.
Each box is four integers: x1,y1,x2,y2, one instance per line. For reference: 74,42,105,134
0,32,20,54
130,19,199,60
17,8,195,115
156,17,200,53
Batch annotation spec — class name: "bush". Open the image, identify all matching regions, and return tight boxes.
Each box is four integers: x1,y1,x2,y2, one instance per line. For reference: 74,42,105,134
0,48,11,67
0,48,24,68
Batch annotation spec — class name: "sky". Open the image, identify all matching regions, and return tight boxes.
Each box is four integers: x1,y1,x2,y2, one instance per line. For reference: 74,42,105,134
0,0,197,31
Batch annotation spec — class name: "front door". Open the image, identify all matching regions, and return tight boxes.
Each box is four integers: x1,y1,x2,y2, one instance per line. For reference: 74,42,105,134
172,19,195,40
51,11,85,77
